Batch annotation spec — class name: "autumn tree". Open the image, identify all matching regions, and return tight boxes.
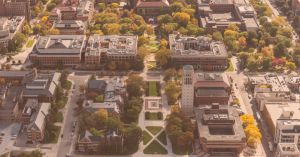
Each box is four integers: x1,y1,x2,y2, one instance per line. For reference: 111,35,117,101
106,23,121,35
123,123,143,149
126,97,143,119
226,23,240,32
238,36,247,49
106,117,121,130
125,74,147,98
165,82,181,105
164,68,176,82
40,16,48,23
212,31,223,41
247,59,261,71
94,95,104,103
124,62,130,70
278,58,287,67
169,2,184,13
0,78,5,84
137,36,150,47
261,46,273,57
171,105,181,112
23,25,31,36
108,61,116,70
240,114,254,127
47,29,60,35
155,48,171,67
93,108,108,125
79,84,87,93
173,12,190,27
177,131,194,146
286,62,297,71
146,26,154,36
87,92,98,101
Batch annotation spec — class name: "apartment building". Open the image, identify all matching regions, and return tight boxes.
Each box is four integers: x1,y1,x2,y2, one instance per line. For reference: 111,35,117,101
255,93,296,111
87,77,127,114
197,0,259,34
22,72,61,103
29,35,86,66
26,102,51,143
0,83,23,122
49,0,94,22
51,20,86,35
0,16,25,51
86,34,137,66
195,105,247,156
0,0,30,22
78,128,123,152
169,33,228,69
194,73,231,106
292,0,300,11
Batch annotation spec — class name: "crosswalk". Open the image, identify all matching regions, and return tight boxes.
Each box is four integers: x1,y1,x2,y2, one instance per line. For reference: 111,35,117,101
60,140,74,143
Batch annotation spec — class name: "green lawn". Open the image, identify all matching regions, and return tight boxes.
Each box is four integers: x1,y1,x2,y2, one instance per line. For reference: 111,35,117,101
146,126,163,135
56,112,63,122
151,48,158,52
63,80,72,89
149,81,157,96
150,112,158,120
149,62,156,66
172,144,193,155
93,146,138,155
150,38,156,41
225,60,234,72
26,40,35,48
149,43,159,47
41,126,61,144
147,65,159,71
157,131,167,145
56,97,68,109
143,131,153,145
143,140,168,154
121,117,139,124
5,53,19,57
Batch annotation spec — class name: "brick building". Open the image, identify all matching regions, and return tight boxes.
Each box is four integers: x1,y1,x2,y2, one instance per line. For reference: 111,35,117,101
195,105,247,156
87,77,127,114
26,102,51,143
21,99,38,127
0,16,25,51
0,83,23,122
197,0,259,34
194,73,231,106
22,72,61,103
133,0,169,20
51,20,87,35
0,70,33,83
29,35,86,66
78,128,123,152
0,0,31,22
48,0,94,22
85,34,137,66
292,0,300,11
169,33,228,69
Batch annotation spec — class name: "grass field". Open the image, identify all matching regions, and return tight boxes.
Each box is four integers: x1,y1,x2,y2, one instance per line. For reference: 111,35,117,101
172,144,193,155
56,97,68,109
56,112,63,122
225,60,234,72
26,40,35,48
157,131,167,145
151,48,158,52
143,131,153,145
149,43,158,47
149,112,158,120
63,80,72,89
147,65,159,71
149,82,157,96
143,140,168,154
146,126,163,135
149,62,156,66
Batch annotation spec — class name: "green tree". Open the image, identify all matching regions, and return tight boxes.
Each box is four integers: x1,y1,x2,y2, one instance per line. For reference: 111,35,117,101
93,108,108,125
155,48,171,67
259,16,268,25
247,59,261,71
55,86,64,100
126,97,143,119
273,42,286,58
123,123,143,149
90,127,100,136
262,57,272,69
169,2,184,13
94,95,104,103
1,47,8,55
212,31,223,41
137,36,150,47
165,82,181,105
125,74,147,98
106,117,120,129
90,72,96,80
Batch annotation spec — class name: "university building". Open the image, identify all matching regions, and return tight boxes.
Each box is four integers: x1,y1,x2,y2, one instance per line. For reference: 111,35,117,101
0,0,31,22
50,20,87,35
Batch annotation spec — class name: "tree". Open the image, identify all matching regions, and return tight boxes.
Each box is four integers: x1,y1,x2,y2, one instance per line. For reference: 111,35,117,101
79,84,87,93
126,97,143,119
173,12,190,27
146,26,154,36
35,6,41,16
171,105,181,112
47,29,60,35
98,3,106,12
240,114,255,127
92,30,104,35
124,62,130,70
164,68,176,82
273,42,286,58
158,14,173,26
238,36,247,49
259,16,268,25
212,31,223,41
90,128,100,136
271,20,280,27
94,95,104,103
101,70,106,76
32,24,41,34
177,131,194,146
247,59,261,71
90,72,96,80
240,53,250,65
125,74,147,97
93,108,108,125
1,64,5,69
106,23,121,35
248,30,258,43
20,67,25,71
123,123,143,149
137,36,150,47
226,23,240,32
87,92,98,101
1,47,8,55
47,3,56,11
169,2,184,13
55,86,64,100
106,117,120,129
111,71,115,76
262,57,272,69
155,48,171,67
60,70,68,87
5,64,11,70
278,58,287,67
0,78,5,85
286,62,297,71
165,82,181,105
108,61,116,70
13,33,26,47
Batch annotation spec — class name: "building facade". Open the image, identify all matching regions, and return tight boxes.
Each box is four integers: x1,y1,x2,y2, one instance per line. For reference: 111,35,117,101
195,105,247,156
134,0,169,20
169,33,228,69
0,0,31,22
276,143,300,157
0,70,32,83
51,20,86,35
181,65,194,116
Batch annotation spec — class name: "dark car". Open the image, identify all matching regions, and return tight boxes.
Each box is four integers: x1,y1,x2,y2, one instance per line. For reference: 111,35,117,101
73,84,75,89
61,134,63,138
1,133,5,136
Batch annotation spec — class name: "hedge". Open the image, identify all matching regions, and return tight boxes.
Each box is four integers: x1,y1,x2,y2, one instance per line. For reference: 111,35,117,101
145,111,150,120
156,82,161,96
146,82,149,96
157,112,163,120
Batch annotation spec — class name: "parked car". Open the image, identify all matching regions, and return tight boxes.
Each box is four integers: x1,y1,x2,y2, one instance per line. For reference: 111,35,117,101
248,95,252,99
236,86,238,89
73,84,75,89
1,133,5,136
61,134,63,138
10,137,15,140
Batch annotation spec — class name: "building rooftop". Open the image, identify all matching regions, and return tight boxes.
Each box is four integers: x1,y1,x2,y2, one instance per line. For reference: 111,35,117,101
183,65,193,70
196,87,228,97
195,105,246,141
210,0,233,4
278,143,299,155
194,73,230,87
0,70,30,77
32,35,85,55
0,16,25,42
23,73,60,96
87,34,138,56
27,103,50,131
51,20,86,31
0,85,23,110
256,93,296,102
136,0,169,7
169,33,228,57
50,0,93,17
83,100,119,114
249,75,290,92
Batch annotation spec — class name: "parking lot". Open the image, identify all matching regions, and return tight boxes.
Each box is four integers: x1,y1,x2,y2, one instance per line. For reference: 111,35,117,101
0,122,22,155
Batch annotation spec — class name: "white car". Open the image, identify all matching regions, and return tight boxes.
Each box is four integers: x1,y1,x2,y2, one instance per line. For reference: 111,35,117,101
248,95,252,99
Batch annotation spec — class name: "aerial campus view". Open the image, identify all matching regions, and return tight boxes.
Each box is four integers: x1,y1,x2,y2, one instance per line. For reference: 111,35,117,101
0,0,300,156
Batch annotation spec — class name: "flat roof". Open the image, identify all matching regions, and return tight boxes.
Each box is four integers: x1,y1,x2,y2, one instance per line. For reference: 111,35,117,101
244,17,259,28
249,75,290,92
0,86,23,110
0,71,30,77
196,87,228,97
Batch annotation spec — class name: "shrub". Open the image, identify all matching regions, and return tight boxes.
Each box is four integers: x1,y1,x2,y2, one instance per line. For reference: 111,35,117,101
156,82,161,96
145,111,150,120
111,71,115,76
157,112,163,120
101,70,106,75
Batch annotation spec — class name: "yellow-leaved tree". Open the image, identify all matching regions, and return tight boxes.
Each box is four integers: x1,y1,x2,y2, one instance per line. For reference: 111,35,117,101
40,16,48,23
238,36,247,49
171,105,181,112
108,61,116,70
47,29,60,35
239,114,254,127
106,23,121,35
155,48,171,67
260,85,267,88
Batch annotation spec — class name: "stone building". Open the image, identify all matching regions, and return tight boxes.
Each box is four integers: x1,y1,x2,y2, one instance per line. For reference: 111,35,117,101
169,33,228,69
26,102,51,143
0,16,25,51
29,35,86,66
195,105,247,156
181,65,195,116
133,0,170,20
78,128,123,152
0,0,31,22
51,20,87,35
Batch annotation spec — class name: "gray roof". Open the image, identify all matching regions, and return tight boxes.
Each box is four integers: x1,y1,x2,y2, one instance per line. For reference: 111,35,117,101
79,127,122,142
86,108,116,114
27,103,50,131
196,87,228,97
0,71,30,77
183,65,193,70
88,80,104,89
